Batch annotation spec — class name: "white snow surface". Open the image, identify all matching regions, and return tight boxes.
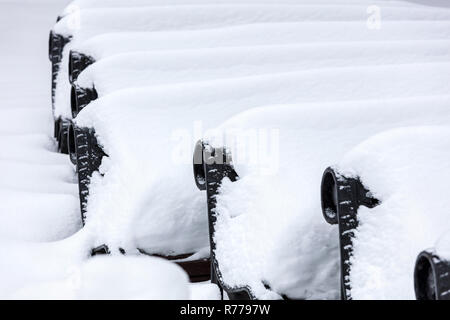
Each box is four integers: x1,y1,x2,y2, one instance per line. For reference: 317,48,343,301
0,0,195,300
207,98,450,299
54,3,450,118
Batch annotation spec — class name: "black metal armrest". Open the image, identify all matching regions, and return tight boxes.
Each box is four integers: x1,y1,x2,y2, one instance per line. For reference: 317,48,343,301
320,167,379,300
415,250,450,300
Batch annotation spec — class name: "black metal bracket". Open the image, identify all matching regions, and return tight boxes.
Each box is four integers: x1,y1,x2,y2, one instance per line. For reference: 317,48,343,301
69,51,95,84
49,31,71,110
320,167,380,300
91,245,210,283
415,250,450,300
56,118,70,154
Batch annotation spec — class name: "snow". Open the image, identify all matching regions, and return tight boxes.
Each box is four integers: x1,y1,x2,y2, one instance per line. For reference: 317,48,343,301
55,3,450,118
0,0,192,300
73,256,189,300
